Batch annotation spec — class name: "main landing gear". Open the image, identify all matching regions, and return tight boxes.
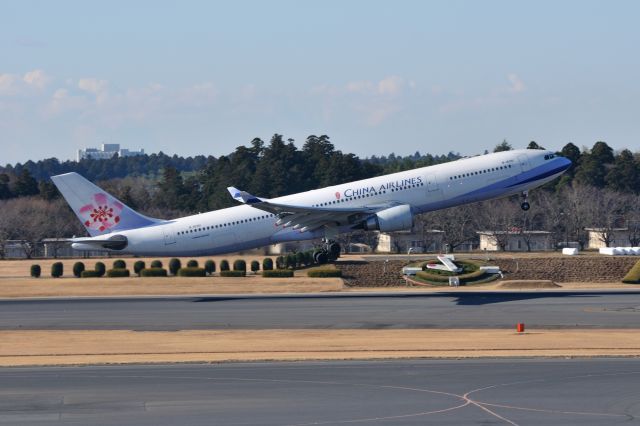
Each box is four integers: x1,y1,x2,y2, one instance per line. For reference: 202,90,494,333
313,239,341,264
520,190,530,211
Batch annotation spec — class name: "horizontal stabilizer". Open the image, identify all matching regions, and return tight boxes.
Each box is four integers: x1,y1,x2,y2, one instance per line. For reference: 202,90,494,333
227,187,263,204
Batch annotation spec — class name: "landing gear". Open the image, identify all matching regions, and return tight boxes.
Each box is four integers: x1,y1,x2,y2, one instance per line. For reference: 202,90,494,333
520,190,530,211
313,240,341,264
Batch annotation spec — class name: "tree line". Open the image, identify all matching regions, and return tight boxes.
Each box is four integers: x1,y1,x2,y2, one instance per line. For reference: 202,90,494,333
1,134,639,257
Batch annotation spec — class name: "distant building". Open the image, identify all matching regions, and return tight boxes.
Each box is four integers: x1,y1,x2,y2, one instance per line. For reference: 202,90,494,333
77,143,144,161
477,230,553,251
585,228,630,249
376,229,474,253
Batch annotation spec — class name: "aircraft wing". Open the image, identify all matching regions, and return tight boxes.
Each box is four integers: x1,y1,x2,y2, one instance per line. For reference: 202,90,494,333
227,186,382,232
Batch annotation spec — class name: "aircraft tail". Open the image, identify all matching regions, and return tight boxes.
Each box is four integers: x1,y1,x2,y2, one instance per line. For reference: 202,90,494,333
51,172,162,237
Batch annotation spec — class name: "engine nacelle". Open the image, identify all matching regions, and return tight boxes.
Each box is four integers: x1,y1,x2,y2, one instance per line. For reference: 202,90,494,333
363,204,413,232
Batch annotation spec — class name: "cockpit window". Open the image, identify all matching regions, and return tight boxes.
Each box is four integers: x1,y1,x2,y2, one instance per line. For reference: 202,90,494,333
544,154,556,160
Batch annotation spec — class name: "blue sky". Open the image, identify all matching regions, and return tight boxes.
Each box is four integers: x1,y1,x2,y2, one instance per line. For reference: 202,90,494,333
2,0,639,164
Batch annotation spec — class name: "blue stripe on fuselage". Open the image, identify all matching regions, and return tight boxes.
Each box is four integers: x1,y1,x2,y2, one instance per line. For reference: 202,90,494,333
446,158,570,204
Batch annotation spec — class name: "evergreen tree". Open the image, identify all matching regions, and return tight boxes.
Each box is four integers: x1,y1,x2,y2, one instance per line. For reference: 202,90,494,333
527,141,545,150
0,173,11,199
14,169,38,196
606,149,640,194
156,166,186,208
493,139,513,152
575,141,614,188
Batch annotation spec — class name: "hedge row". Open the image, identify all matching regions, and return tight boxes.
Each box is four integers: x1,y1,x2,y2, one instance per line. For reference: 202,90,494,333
415,268,487,283
141,268,168,277
30,257,277,278
106,268,130,278
177,267,206,277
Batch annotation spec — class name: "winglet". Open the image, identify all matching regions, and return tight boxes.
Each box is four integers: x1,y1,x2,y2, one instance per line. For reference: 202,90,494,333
227,187,263,204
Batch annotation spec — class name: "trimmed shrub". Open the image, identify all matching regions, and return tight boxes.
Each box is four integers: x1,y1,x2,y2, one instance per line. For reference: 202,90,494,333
204,259,216,275
276,256,285,269
220,270,246,277
141,268,168,277
307,268,342,278
250,260,260,273
186,259,199,268
133,260,146,276
150,260,163,268
622,260,640,284
220,259,230,271
285,254,295,269
233,259,246,272
295,252,305,268
106,268,130,278
262,257,274,271
262,269,294,278
303,251,313,266
30,264,41,278
113,259,126,269
177,267,206,277
72,261,85,278
81,270,102,278
51,262,63,278
169,258,181,275
95,262,106,277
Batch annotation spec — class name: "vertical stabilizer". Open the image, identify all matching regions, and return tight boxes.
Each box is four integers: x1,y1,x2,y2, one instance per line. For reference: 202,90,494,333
51,172,162,237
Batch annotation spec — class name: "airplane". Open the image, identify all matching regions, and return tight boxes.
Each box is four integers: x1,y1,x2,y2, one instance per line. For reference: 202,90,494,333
51,148,571,262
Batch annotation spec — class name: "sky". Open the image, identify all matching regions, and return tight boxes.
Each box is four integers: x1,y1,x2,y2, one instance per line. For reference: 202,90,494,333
1,0,640,164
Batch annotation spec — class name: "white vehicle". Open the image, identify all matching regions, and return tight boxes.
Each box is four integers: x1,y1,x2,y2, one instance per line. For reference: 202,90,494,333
52,149,571,261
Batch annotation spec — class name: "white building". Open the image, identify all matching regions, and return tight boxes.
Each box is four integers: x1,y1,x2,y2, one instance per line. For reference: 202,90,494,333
376,229,474,253
77,143,144,161
585,228,630,249
477,230,553,251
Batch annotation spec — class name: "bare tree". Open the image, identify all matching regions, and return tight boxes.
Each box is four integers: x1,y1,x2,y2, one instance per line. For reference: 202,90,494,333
477,198,521,251
422,204,478,252
561,184,597,249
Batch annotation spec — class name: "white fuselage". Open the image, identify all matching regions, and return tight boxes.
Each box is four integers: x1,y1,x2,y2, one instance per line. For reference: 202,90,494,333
76,149,570,256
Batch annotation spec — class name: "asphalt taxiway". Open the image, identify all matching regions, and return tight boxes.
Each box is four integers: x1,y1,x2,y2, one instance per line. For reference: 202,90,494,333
1,359,638,425
2,291,640,330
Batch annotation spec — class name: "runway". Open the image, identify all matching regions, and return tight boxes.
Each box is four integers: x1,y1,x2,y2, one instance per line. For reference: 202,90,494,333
0,359,638,425
2,291,640,330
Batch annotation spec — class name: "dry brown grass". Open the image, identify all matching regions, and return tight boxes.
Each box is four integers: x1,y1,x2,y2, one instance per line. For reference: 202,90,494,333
0,255,278,278
2,329,640,366
498,280,561,289
0,255,345,297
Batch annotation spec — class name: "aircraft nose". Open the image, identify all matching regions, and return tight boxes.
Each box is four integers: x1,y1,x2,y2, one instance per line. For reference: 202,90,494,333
559,156,572,171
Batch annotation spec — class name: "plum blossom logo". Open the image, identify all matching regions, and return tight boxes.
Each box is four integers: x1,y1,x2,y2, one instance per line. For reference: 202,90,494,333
335,192,341,200
78,193,123,232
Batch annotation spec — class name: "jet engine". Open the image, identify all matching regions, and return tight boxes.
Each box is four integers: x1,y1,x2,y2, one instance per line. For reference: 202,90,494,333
362,204,413,232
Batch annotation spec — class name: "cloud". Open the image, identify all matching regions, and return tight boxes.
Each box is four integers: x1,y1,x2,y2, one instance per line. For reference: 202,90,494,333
377,75,404,95
78,78,108,94
346,80,374,94
46,88,89,116
0,73,18,95
23,69,50,89
346,75,408,96
507,73,525,93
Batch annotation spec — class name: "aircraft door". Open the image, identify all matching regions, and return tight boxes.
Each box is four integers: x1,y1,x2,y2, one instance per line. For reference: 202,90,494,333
425,174,439,192
163,226,176,246
517,154,530,172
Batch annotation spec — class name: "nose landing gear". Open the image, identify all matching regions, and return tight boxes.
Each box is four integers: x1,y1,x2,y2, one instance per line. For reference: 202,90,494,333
520,191,530,211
